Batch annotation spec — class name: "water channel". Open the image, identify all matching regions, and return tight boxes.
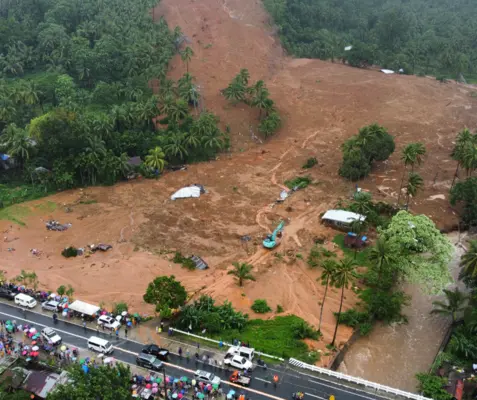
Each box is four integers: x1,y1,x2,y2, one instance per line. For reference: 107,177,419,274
338,232,466,392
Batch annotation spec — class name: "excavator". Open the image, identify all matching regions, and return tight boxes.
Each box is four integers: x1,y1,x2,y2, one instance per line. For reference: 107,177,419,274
263,221,285,249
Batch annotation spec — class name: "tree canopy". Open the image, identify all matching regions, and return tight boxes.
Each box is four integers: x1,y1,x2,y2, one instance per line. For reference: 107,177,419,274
378,211,453,292
263,0,477,78
143,275,187,314
47,363,132,400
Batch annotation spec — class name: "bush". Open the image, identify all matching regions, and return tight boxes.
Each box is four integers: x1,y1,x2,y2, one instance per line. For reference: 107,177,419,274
293,320,319,340
61,246,78,258
285,176,312,190
259,112,282,138
251,299,272,313
359,322,373,336
339,148,371,181
302,157,318,169
359,288,409,323
172,251,196,270
276,304,284,313
335,309,370,328
57,285,66,296
450,177,477,227
113,302,129,315
416,373,452,400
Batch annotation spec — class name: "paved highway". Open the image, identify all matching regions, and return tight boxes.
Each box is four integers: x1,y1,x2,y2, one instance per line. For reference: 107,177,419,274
0,302,388,400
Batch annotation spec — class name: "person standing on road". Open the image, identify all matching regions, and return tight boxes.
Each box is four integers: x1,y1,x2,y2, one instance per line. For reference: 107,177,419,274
83,321,87,331
115,329,119,340
186,348,190,361
178,347,183,358
124,328,128,339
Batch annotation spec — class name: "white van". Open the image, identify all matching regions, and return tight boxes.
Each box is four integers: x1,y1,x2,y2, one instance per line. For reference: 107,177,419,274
226,346,255,361
87,336,113,354
14,293,37,309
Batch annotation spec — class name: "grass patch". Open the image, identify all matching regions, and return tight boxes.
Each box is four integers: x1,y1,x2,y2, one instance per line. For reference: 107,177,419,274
212,315,319,363
0,183,51,207
302,157,318,169
35,201,57,212
332,234,371,266
79,199,97,205
285,176,312,190
0,205,31,225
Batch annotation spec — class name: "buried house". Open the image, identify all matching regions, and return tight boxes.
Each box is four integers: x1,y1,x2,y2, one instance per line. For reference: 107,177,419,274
321,210,366,230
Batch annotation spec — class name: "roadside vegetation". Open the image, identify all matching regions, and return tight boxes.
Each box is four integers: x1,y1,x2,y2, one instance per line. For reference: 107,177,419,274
263,0,477,79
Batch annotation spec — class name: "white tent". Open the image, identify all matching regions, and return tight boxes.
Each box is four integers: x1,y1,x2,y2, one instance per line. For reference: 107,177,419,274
68,300,100,316
171,186,201,200
380,69,395,74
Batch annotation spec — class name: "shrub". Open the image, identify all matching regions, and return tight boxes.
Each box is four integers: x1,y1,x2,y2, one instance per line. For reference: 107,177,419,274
62,246,78,258
302,157,318,169
57,285,66,296
113,302,129,315
276,304,284,313
259,112,282,138
285,176,312,190
172,251,196,270
339,148,371,181
335,309,370,328
252,299,272,313
416,373,452,400
359,322,373,336
293,320,319,340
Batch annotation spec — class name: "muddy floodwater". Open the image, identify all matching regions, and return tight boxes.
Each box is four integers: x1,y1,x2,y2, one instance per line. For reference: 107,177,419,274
338,232,466,392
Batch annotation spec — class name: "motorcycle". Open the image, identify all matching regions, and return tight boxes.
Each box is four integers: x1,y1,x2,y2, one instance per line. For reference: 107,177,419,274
292,393,305,400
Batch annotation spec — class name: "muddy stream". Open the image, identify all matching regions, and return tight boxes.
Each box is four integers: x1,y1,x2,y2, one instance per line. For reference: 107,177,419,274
338,232,466,392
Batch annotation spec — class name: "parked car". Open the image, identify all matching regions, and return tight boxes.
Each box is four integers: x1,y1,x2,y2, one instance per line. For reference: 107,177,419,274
42,300,59,312
141,344,169,361
0,289,15,300
41,327,62,345
223,355,253,371
97,315,120,330
136,353,164,371
194,370,221,386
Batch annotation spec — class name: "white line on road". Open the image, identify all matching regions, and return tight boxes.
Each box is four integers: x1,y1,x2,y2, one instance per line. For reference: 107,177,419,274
308,379,379,400
305,393,326,400
255,378,271,384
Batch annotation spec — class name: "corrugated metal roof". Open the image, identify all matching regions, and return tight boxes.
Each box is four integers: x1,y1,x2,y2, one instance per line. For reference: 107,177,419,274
322,210,366,224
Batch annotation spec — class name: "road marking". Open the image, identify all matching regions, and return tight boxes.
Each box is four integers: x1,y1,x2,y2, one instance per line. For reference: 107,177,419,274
255,377,271,383
305,393,326,400
308,379,379,400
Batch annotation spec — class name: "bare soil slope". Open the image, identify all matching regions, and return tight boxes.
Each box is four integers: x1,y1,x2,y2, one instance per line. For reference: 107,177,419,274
1,0,477,367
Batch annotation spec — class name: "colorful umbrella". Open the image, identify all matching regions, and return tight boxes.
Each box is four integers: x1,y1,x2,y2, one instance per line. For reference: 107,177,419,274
146,384,152,389
197,393,205,399
60,345,66,352
29,328,36,333
31,341,37,345
32,346,39,351
172,394,178,399
213,384,219,390
191,379,196,386
152,388,158,394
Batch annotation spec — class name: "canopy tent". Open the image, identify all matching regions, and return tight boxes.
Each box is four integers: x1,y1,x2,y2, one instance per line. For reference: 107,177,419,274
68,300,100,316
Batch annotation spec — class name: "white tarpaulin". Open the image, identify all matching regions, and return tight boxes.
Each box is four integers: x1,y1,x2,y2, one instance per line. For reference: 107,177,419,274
380,69,395,74
68,300,100,316
171,186,201,200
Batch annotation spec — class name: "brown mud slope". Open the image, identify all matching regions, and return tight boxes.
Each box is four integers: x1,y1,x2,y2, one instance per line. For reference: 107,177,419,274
1,0,477,367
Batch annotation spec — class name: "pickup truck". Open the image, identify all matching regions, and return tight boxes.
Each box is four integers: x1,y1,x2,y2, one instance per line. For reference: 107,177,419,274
229,371,251,387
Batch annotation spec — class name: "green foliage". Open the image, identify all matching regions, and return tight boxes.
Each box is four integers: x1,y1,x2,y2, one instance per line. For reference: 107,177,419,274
228,262,255,287
263,0,477,78
332,234,371,267
339,124,394,181
415,373,452,400
0,184,51,208
359,287,410,323
251,299,272,313
451,177,477,227
258,111,281,137
276,304,284,313
172,251,196,271
61,246,78,258
56,285,66,296
285,175,312,189
143,275,187,314
302,157,318,169
431,288,467,323
48,363,132,400
459,240,477,285
379,211,453,292
113,301,129,315
175,295,248,334
335,309,370,328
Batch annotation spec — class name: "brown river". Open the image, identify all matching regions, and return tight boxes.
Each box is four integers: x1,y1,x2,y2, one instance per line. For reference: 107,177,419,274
338,232,466,392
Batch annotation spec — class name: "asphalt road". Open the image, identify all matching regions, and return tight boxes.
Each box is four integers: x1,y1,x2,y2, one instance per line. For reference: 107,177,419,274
0,302,388,400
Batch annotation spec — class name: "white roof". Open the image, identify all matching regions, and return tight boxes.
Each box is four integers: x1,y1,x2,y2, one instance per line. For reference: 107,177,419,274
322,210,366,224
171,186,201,200
68,300,100,316
380,69,395,74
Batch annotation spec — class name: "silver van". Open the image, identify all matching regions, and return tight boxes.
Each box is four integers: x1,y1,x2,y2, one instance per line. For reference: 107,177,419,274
87,336,113,354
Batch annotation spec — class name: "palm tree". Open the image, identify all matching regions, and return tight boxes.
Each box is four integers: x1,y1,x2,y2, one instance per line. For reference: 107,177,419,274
163,132,189,161
368,237,396,283
331,257,357,346
251,86,271,120
459,240,477,281
145,146,167,173
349,219,366,259
168,99,189,123
181,47,194,73
398,142,426,206
1,123,33,166
405,172,424,209
239,68,250,86
431,288,467,323
318,259,338,333
451,128,474,188
223,78,246,103
228,262,256,287
462,141,477,177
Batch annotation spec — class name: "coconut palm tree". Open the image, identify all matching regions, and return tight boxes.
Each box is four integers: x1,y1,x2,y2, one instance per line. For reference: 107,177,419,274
223,77,246,104
431,288,467,324
251,86,271,120
168,99,189,123
398,142,426,206
228,262,256,287
451,128,474,188
459,240,477,281
239,68,250,86
1,123,34,166
163,132,188,161
331,257,358,346
349,218,366,259
318,259,338,333
368,237,396,283
181,47,194,73
145,146,167,173
405,172,424,209
462,141,477,177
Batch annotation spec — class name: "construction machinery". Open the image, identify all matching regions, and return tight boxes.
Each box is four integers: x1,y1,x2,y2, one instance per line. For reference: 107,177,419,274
263,221,285,249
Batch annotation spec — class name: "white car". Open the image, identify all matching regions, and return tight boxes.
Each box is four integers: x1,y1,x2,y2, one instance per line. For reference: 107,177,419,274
97,315,120,330
194,370,221,386
41,327,62,345
223,355,253,371
42,300,59,312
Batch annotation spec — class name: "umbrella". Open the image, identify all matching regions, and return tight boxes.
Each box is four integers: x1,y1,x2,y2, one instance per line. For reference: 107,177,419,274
127,321,132,327
31,341,37,345
181,377,188,382
79,359,85,364
32,346,39,351
29,328,36,333
146,384,152,389
60,345,66,352
6,320,11,325
153,383,158,387
22,351,27,356
172,394,178,399
133,313,140,318
0,343,3,349
121,311,128,316
228,390,236,396
213,384,219,390
152,388,158,394
32,351,39,357
178,394,183,399
82,364,89,373
191,379,196,386
6,326,13,332
146,375,151,382
26,357,31,362
132,384,138,389
197,393,205,399
156,378,162,384
174,378,179,383
104,357,114,364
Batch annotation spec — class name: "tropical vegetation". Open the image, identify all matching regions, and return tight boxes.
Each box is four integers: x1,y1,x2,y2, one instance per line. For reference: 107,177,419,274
143,275,188,315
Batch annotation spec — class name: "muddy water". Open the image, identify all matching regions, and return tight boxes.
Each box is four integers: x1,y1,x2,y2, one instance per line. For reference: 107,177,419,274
338,232,466,392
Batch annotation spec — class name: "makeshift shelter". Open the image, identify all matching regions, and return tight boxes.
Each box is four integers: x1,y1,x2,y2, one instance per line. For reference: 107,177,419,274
190,255,208,270
380,69,395,74
68,300,100,317
171,186,201,200
321,210,366,229
127,156,142,167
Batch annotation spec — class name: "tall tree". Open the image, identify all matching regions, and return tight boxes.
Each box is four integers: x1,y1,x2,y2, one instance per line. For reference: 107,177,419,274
459,240,477,281
405,172,424,209
145,146,167,173
228,262,255,287
318,259,338,333
398,142,426,206
143,275,187,313
181,46,194,73
451,128,474,188
431,288,467,324
331,257,357,346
